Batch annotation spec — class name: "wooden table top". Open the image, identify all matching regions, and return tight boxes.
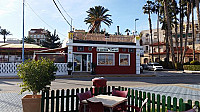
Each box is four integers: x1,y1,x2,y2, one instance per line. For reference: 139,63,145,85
83,95,127,108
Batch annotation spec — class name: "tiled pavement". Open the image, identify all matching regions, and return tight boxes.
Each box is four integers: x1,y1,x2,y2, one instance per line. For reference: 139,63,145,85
0,85,200,112
130,84,200,101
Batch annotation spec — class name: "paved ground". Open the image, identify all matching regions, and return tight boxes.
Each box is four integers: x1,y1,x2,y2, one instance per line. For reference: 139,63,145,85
0,70,200,112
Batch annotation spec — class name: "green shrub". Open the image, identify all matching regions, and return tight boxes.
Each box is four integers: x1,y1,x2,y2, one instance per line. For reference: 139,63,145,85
17,58,58,97
159,61,174,69
183,65,200,71
190,60,200,65
183,62,190,65
175,62,183,70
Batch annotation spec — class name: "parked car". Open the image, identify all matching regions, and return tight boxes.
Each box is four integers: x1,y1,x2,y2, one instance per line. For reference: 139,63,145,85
147,63,163,71
141,64,148,70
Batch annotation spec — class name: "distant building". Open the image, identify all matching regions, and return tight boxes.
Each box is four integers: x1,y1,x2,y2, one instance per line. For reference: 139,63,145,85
28,29,47,45
0,38,21,44
0,43,47,63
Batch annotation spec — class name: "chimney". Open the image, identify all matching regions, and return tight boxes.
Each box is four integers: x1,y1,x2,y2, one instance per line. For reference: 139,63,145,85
117,26,119,35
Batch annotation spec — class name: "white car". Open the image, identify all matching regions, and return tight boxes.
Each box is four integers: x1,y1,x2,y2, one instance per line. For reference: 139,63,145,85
148,63,163,71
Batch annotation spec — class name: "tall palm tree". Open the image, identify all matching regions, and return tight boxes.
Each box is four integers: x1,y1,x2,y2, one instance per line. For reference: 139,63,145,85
164,0,176,67
143,0,156,62
172,0,179,63
84,6,113,33
191,0,195,60
183,0,191,64
196,0,200,42
0,29,11,43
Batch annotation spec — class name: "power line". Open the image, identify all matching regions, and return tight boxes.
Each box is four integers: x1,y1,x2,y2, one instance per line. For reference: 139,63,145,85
25,2,67,37
56,0,72,20
52,0,72,29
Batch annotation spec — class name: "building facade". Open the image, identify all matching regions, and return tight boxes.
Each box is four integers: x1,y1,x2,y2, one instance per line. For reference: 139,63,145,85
28,29,47,45
36,30,141,75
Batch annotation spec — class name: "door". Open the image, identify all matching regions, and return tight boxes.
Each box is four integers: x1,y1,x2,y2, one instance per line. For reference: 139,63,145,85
74,55,82,71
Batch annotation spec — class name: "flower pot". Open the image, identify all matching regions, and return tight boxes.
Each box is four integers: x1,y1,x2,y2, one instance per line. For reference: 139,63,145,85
22,95,41,112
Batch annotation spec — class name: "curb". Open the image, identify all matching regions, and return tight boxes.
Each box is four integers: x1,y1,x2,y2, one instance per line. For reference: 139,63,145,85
0,74,156,79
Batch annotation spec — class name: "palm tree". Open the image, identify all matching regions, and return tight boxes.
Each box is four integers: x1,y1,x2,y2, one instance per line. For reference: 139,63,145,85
183,0,191,64
163,0,176,67
143,0,156,62
84,6,113,33
191,0,195,60
196,0,200,42
0,29,11,43
125,29,130,35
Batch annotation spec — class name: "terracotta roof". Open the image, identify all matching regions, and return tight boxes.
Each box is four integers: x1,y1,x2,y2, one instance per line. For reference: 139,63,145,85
149,42,165,46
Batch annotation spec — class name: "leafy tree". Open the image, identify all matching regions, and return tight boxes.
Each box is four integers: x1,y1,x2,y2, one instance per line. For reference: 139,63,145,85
42,30,61,49
84,6,113,33
24,36,36,44
0,29,11,43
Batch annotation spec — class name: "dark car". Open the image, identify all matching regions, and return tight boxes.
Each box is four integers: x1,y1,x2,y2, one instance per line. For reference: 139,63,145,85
141,64,148,70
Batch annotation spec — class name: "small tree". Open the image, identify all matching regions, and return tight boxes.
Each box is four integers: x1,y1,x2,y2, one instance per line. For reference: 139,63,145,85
125,29,130,35
17,58,58,98
23,36,36,44
0,29,11,43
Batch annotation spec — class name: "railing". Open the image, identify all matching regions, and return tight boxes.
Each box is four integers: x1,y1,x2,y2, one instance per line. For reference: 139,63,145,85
73,33,135,43
41,86,199,112
0,63,68,76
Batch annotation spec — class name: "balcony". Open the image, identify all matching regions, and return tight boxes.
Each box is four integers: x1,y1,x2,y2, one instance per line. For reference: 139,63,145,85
73,32,135,43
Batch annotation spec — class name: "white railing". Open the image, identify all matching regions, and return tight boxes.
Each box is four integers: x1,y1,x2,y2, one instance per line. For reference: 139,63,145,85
0,63,68,76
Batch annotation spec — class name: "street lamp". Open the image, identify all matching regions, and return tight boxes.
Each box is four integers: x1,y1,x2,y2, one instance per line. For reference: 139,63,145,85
22,0,25,63
135,18,139,34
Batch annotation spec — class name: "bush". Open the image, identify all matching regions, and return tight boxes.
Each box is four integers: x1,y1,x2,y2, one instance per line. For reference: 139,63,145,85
190,60,200,65
159,61,173,69
183,62,190,65
175,62,183,70
17,58,58,96
183,65,200,71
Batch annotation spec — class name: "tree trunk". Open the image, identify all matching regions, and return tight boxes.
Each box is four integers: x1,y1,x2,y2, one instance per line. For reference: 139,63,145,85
180,0,184,64
3,35,6,43
157,9,160,62
191,1,195,60
196,0,200,45
183,2,190,64
173,0,179,63
148,12,154,62
164,0,175,67
166,29,169,63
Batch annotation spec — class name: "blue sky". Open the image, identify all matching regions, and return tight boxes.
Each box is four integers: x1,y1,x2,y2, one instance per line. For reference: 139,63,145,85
0,0,159,42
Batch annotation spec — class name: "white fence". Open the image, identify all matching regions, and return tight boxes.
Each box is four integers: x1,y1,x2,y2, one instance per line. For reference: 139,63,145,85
0,63,68,76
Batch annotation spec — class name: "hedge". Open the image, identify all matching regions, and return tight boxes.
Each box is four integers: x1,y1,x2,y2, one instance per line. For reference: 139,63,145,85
183,65,200,71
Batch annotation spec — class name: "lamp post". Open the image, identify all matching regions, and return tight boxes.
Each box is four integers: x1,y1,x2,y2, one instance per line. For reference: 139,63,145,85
22,0,25,63
135,18,139,34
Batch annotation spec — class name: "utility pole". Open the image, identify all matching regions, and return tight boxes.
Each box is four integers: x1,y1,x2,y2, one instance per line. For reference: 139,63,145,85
22,0,25,63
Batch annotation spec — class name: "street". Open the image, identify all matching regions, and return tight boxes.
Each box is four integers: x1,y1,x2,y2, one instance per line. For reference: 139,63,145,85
0,71,200,112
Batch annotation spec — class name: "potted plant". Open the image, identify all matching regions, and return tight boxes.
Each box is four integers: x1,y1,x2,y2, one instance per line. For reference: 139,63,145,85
17,58,58,112
67,62,73,75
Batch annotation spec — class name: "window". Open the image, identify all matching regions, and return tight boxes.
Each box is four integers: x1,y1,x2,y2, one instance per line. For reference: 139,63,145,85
128,48,134,53
122,48,126,52
97,53,114,66
119,54,130,66
77,46,84,51
88,47,92,51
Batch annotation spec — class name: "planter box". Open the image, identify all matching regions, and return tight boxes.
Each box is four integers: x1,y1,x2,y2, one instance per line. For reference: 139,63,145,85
22,95,41,112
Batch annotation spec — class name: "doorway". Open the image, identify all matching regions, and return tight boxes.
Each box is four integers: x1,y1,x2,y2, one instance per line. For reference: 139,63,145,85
73,54,92,72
